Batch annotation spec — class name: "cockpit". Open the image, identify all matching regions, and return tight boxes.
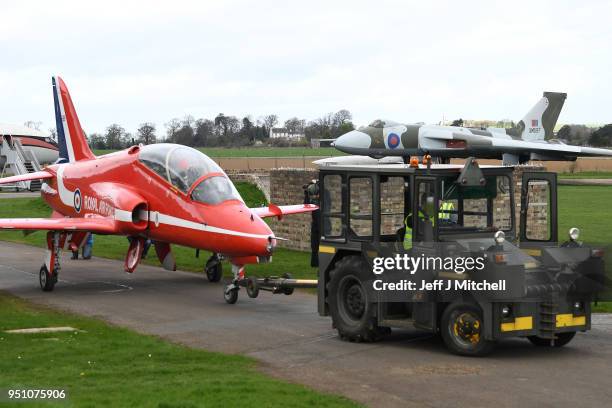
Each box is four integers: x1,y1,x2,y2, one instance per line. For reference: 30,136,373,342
139,143,243,205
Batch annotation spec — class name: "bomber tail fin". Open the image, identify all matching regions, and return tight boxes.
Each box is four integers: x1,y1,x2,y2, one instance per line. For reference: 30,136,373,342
52,76,96,163
509,91,567,141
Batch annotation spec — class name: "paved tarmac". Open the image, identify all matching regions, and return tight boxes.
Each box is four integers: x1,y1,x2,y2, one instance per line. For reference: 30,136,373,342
1,241,611,408
0,192,40,199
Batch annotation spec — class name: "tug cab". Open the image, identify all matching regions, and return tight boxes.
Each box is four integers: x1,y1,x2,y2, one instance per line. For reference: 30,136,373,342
316,158,606,355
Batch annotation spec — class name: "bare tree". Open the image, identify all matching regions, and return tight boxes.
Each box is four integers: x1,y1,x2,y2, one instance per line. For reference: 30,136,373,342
165,118,182,142
333,109,352,126
136,122,157,145
284,117,306,135
104,124,128,149
262,114,279,136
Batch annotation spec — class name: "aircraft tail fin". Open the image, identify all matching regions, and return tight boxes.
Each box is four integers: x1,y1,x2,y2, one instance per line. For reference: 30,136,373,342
509,91,567,141
52,76,96,163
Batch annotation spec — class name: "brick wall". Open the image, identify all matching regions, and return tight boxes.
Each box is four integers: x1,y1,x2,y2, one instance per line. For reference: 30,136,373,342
268,168,318,251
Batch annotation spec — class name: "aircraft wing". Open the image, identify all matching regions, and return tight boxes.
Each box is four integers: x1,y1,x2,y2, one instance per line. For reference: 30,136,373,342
251,204,318,220
0,217,119,233
486,137,612,157
0,170,54,185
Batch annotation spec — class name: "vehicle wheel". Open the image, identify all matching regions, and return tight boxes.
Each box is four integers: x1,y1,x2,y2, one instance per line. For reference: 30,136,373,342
39,265,57,292
224,284,239,304
246,278,259,298
528,332,576,347
205,258,223,282
441,302,495,356
327,256,389,342
282,273,294,295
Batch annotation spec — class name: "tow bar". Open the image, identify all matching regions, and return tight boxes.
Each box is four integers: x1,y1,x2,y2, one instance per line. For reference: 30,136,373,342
238,273,318,298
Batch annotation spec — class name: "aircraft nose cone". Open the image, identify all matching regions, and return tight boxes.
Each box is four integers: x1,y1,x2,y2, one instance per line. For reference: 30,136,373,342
333,130,372,151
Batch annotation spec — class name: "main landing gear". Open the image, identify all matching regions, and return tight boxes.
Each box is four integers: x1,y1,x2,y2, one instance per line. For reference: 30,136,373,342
205,253,223,282
39,231,63,292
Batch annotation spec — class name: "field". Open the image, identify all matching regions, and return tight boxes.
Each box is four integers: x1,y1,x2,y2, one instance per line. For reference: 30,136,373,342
93,146,343,158
0,293,356,407
559,171,612,179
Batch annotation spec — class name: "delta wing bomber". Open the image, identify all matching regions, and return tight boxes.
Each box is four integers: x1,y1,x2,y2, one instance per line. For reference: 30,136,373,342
333,92,612,165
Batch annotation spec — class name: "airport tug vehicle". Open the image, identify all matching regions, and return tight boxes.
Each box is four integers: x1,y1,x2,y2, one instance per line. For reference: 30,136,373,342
315,158,606,355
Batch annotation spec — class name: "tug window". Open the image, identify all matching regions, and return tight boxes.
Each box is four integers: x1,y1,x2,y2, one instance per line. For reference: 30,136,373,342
322,174,343,238
525,179,551,241
349,177,373,239
380,176,405,237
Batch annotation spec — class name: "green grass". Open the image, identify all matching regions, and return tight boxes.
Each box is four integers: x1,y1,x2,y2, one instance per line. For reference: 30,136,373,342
234,181,267,207
94,147,344,158
0,293,356,407
559,171,612,179
558,185,612,312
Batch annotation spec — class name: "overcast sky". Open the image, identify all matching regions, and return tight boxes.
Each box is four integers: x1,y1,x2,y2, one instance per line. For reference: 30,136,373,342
2,0,611,136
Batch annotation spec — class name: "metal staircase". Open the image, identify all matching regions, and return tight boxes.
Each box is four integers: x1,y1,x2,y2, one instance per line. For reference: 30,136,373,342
0,135,43,191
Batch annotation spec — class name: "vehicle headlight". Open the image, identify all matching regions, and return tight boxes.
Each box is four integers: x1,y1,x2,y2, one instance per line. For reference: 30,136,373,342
569,227,580,241
501,305,512,318
494,230,505,245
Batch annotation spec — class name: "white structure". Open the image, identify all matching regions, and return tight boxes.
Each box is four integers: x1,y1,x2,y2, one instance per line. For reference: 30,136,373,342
270,127,305,140
0,124,59,165
0,124,59,191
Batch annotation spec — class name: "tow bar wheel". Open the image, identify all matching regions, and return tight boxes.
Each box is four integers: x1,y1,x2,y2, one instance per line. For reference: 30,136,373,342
441,302,495,356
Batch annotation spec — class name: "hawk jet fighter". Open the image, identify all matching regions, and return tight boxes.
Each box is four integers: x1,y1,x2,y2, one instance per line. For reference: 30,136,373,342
333,92,612,165
0,77,316,303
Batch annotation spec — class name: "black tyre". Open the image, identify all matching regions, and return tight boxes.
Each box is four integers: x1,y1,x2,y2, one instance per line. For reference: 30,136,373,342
205,258,223,282
39,265,57,292
224,284,238,304
528,332,576,347
246,278,259,298
282,273,294,295
441,302,495,356
327,256,389,342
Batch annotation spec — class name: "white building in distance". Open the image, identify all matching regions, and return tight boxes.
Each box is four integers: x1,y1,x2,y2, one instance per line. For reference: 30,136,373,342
270,127,305,140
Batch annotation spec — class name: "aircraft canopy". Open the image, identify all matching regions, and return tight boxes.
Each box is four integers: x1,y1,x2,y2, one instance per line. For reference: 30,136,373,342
139,143,225,193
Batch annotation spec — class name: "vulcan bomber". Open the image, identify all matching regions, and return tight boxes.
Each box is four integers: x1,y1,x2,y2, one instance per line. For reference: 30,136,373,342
333,92,612,165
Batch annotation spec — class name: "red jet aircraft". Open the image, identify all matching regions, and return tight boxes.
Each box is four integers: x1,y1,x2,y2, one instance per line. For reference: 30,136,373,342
0,77,316,303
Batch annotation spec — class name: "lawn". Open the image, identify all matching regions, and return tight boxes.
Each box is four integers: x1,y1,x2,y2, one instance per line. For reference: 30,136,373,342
0,293,357,407
94,147,344,158
559,171,612,179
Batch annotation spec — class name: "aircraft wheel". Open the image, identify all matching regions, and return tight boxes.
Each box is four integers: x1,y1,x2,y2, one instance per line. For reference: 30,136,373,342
246,279,259,298
205,257,223,282
327,256,389,342
282,273,294,295
39,265,57,292
441,302,495,356
224,284,239,304
528,332,576,347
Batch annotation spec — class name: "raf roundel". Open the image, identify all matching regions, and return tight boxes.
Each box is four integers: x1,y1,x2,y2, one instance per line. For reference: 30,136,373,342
387,133,400,149
73,188,82,213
